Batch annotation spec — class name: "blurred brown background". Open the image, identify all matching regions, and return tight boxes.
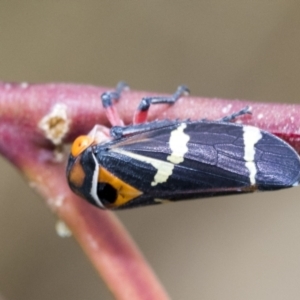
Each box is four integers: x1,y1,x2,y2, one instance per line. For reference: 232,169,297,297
1,2,300,300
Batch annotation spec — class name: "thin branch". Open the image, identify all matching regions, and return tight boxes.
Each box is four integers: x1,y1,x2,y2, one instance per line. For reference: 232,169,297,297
0,81,299,299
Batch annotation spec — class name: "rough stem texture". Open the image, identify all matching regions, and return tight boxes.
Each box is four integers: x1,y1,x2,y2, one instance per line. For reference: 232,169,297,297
0,82,300,299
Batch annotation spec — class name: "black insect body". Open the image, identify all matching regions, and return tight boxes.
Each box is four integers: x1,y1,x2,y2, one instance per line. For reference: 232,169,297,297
67,83,300,209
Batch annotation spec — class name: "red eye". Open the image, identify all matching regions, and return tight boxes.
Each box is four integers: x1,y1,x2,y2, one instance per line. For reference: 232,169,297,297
71,135,94,157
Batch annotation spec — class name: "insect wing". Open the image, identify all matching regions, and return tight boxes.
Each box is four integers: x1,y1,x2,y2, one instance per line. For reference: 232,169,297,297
92,120,300,208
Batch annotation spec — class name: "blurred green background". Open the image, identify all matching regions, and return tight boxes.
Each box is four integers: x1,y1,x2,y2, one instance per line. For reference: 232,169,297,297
1,2,300,300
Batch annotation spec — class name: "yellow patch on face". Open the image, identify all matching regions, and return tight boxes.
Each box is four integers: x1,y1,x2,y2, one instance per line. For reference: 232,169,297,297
68,158,85,188
99,167,143,208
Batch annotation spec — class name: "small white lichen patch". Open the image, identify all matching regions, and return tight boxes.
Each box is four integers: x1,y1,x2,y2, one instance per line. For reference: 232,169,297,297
257,113,264,120
28,181,38,189
28,178,43,194
20,82,29,89
85,234,100,250
53,146,66,163
46,195,66,211
52,195,65,208
56,220,72,238
38,103,70,145
222,104,232,114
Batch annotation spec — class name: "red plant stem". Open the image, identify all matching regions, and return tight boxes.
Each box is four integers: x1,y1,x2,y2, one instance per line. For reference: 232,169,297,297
25,161,168,299
0,82,300,299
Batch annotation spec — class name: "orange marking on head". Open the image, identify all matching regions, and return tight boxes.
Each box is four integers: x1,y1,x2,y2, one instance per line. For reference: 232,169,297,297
68,158,86,188
71,135,94,157
99,167,143,208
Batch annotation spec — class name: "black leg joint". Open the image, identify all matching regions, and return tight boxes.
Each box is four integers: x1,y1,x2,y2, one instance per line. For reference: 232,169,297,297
115,81,129,94
138,98,151,111
101,92,115,108
110,126,125,139
174,85,190,99
101,81,129,108
220,106,252,122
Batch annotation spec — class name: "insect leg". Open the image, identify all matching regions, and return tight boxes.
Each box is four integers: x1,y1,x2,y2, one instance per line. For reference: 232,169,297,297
133,85,190,124
219,106,252,122
110,119,175,139
101,81,129,126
